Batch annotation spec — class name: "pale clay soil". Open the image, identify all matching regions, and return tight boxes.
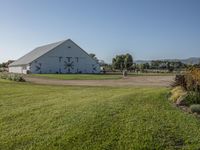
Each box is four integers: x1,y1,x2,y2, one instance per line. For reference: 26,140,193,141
24,75,175,87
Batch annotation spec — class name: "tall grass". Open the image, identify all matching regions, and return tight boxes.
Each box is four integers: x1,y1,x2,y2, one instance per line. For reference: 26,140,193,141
171,67,200,105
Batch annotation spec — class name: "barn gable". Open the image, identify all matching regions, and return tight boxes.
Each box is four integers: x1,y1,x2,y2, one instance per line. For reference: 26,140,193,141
9,39,100,74
41,39,98,63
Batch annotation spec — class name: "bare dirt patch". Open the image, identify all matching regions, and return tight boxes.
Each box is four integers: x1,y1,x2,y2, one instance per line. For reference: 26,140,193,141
24,75,174,87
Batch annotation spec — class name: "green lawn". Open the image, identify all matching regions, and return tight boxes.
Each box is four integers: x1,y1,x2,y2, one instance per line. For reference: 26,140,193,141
129,72,175,76
31,74,122,80
1,80,200,149
30,73,174,80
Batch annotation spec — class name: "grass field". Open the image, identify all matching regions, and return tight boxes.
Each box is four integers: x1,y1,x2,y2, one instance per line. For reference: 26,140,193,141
129,72,175,76
31,72,174,80
31,74,122,80
1,80,200,149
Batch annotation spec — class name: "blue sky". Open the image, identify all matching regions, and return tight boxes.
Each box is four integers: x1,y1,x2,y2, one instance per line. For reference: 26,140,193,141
0,0,200,63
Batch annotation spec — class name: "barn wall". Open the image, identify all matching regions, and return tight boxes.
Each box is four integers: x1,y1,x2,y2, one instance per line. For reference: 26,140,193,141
9,66,23,74
30,40,100,74
9,65,30,74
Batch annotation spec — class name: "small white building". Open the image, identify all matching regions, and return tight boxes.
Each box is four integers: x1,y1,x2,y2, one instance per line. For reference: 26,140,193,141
9,39,100,74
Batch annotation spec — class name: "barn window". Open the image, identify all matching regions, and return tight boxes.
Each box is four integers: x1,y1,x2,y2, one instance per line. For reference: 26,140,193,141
68,46,71,48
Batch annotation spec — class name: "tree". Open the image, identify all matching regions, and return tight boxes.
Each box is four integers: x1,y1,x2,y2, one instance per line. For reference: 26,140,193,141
0,60,14,68
139,64,145,72
0,62,6,68
151,60,161,69
194,63,200,68
124,53,133,69
112,53,133,71
89,53,98,62
112,56,123,71
143,63,150,69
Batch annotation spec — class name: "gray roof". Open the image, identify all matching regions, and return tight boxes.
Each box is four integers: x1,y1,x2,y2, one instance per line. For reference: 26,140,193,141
9,40,67,66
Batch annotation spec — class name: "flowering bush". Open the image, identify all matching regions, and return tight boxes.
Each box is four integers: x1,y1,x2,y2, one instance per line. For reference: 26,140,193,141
0,73,25,82
170,67,200,106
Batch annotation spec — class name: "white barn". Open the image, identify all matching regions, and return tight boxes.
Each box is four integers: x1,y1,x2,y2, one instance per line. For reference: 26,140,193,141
9,39,100,74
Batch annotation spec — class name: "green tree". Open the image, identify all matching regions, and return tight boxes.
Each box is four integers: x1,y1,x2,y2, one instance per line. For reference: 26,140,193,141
151,60,161,69
89,53,98,61
143,63,150,69
124,53,133,69
0,60,14,68
112,55,125,71
139,64,145,72
112,53,133,71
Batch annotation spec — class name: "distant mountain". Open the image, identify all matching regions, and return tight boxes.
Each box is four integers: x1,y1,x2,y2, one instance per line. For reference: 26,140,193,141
135,60,151,64
135,57,200,65
180,57,200,65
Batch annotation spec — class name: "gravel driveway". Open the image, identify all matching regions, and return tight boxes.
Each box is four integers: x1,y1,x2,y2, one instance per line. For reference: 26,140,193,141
24,75,174,87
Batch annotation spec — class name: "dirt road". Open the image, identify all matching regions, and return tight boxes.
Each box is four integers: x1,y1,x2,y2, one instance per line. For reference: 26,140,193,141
24,76,174,87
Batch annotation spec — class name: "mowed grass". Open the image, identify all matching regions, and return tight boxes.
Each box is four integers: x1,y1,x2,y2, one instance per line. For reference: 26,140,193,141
1,81,200,149
31,72,174,81
31,74,122,80
129,72,175,76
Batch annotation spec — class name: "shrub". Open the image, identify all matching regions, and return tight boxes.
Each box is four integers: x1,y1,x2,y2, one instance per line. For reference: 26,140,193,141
172,68,200,93
171,74,187,89
171,68,200,108
169,86,200,106
0,73,25,82
0,73,8,79
185,68,200,92
184,92,200,105
169,86,187,103
10,74,26,82
190,104,200,114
